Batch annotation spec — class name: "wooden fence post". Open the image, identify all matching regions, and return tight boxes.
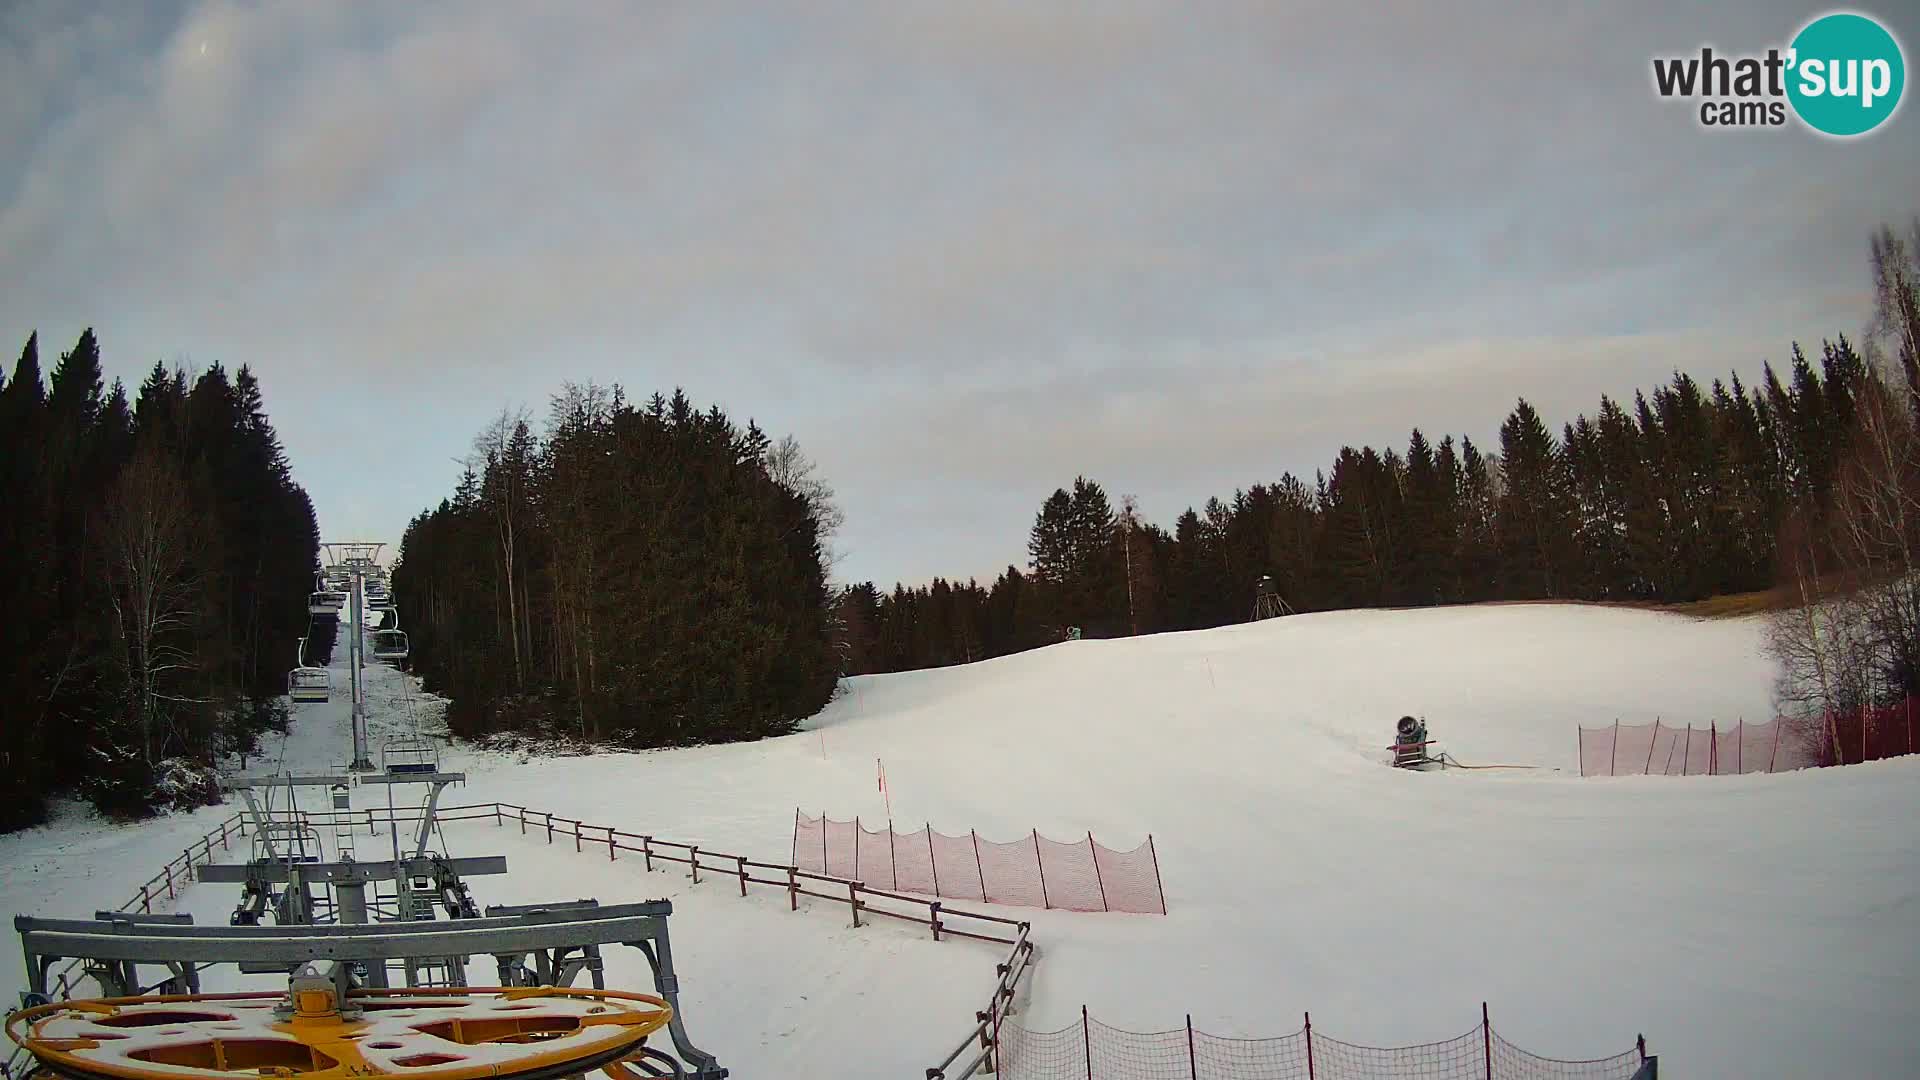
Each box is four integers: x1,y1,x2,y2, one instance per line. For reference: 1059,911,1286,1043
737,856,748,897
1187,1014,1198,1080
930,901,942,941
848,882,861,928
544,814,553,844
140,885,150,913
573,819,582,853
992,993,1003,1076
519,808,527,835
1149,834,1167,914
1033,829,1050,909
690,846,701,884
164,864,174,899
1304,1012,1315,1079
494,804,502,827
928,824,941,895
1482,1002,1493,1080
1088,832,1109,912
642,836,653,872
1082,1005,1093,1080
787,867,798,911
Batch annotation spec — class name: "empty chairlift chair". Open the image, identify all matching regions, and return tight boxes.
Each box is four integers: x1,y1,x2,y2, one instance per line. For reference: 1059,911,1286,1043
288,666,331,703
382,737,438,775
371,629,409,662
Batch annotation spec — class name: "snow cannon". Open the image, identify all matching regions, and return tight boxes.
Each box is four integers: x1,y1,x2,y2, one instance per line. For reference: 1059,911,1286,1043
1391,715,1436,769
5,983,677,1080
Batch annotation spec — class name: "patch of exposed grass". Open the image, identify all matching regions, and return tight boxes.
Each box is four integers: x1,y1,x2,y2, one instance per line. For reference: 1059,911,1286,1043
1666,590,1786,619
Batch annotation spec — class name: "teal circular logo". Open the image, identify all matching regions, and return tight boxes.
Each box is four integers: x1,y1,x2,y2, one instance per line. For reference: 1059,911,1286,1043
1787,12,1905,136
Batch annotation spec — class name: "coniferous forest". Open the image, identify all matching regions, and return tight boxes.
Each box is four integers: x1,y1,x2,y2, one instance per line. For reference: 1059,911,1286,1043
837,338,1879,676
0,331,321,831
391,385,841,747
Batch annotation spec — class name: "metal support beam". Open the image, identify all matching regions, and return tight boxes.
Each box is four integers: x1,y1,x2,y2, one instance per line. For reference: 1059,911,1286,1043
17,904,668,976
199,855,508,886
413,780,452,860
227,774,357,789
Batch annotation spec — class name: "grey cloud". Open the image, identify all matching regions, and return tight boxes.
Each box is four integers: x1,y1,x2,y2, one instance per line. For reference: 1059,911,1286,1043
1,1,1915,586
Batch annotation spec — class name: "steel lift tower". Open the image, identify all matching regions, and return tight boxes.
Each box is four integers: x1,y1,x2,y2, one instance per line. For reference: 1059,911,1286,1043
323,542,385,771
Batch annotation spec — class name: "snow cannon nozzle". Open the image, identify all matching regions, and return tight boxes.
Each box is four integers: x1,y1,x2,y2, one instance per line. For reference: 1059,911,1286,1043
1391,715,1435,769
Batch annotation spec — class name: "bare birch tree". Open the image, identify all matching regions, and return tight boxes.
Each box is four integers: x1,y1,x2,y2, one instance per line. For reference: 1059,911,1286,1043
1768,358,1920,762
1869,220,1920,410
103,443,199,766
473,407,532,690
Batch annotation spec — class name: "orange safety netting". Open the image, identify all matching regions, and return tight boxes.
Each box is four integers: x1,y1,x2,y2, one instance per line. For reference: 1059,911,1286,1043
1578,695,1920,776
792,813,1165,914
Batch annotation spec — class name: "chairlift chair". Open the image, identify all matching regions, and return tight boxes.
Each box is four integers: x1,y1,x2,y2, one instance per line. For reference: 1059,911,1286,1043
371,629,410,662
288,666,331,703
382,736,438,774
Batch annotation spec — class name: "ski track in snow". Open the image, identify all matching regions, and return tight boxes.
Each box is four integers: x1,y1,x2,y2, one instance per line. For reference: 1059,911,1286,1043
3,604,1917,1079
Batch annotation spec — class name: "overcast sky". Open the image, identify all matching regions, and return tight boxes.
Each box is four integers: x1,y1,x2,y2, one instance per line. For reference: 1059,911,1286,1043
4,2,1916,585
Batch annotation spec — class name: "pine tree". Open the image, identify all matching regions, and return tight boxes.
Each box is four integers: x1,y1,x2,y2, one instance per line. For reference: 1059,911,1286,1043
1402,430,1452,604
1496,399,1576,597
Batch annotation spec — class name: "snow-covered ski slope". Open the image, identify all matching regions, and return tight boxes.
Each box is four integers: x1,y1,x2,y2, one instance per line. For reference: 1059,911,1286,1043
4,603,1917,1079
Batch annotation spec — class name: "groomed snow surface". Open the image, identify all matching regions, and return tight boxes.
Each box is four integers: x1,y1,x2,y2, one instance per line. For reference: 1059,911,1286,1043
3,604,1916,1079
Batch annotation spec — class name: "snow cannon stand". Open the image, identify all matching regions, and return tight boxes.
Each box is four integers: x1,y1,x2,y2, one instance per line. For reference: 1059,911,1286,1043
1390,715,1441,770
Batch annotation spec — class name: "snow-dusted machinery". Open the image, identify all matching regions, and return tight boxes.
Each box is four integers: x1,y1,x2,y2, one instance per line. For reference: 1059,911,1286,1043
7,902,728,1078
7,978,677,1080
1390,715,1438,769
10,772,727,1076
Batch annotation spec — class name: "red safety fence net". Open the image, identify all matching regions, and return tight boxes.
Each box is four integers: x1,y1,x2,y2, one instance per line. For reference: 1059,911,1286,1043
1578,695,1920,776
995,1010,1649,1080
793,812,1166,914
